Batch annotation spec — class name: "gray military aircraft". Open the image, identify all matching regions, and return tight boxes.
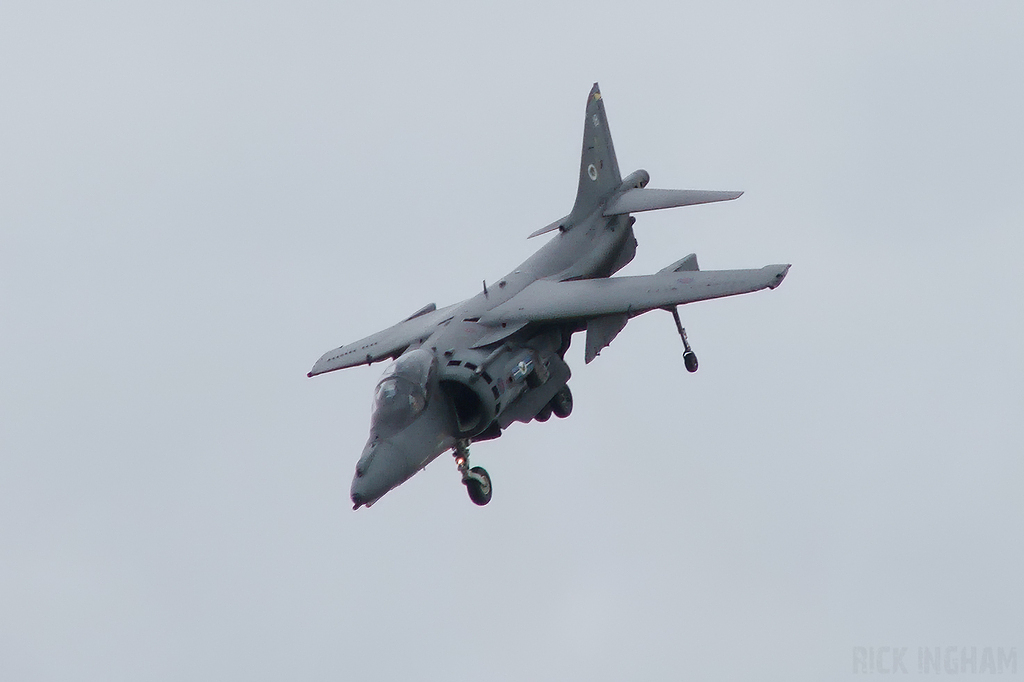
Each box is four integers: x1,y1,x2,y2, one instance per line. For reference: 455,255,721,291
309,84,790,510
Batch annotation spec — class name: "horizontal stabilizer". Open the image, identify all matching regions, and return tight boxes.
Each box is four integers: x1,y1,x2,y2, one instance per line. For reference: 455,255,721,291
528,215,569,239
604,188,742,216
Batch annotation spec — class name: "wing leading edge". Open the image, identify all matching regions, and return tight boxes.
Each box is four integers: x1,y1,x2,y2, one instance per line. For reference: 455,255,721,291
308,305,453,377
478,264,791,325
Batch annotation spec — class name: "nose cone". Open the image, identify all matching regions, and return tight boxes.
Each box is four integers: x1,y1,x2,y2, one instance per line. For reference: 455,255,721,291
350,438,409,510
347,392,458,510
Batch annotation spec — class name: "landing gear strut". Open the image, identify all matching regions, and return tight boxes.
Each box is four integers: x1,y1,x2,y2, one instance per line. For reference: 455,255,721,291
453,439,492,506
670,306,699,373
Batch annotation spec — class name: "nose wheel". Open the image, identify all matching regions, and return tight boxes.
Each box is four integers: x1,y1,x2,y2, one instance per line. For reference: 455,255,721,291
453,439,492,506
669,306,699,373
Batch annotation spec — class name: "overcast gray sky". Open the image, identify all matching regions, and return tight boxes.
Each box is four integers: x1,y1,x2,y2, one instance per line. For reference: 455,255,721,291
2,1,1023,680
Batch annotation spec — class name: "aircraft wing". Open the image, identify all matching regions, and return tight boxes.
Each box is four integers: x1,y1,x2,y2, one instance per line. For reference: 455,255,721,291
478,264,790,325
308,304,453,377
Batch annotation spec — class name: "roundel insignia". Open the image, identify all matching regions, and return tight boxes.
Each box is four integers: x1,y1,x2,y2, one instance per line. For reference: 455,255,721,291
587,163,598,181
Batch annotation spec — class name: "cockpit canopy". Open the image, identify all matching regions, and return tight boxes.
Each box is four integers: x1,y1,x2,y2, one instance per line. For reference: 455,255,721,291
371,348,437,437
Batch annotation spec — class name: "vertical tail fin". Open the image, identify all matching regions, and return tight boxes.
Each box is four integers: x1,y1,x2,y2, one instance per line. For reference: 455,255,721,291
567,83,622,225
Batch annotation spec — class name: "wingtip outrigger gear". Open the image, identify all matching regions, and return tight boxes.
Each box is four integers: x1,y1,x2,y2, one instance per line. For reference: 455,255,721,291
668,305,699,373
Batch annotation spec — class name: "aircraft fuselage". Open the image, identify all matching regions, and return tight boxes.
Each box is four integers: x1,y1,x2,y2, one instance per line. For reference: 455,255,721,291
350,208,635,508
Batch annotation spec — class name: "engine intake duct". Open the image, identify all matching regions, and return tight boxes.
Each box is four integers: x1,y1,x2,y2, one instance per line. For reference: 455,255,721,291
441,379,488,436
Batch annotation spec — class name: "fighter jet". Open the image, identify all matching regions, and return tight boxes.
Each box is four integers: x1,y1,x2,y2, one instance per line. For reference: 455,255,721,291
309,84,790,510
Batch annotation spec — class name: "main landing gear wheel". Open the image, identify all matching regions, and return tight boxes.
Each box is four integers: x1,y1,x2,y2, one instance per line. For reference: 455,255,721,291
551,385,573,418
453,439,492,506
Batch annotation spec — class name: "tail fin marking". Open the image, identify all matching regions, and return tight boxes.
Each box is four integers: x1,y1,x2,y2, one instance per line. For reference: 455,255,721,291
567,83,622,225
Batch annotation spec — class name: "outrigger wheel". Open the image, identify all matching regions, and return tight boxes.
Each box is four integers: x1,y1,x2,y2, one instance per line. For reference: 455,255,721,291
669,306,699,373
453,439,492,506
683,348,699,373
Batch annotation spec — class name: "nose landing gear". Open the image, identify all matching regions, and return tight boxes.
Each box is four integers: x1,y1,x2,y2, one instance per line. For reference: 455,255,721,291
453,439,492,506
669,306,699,373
